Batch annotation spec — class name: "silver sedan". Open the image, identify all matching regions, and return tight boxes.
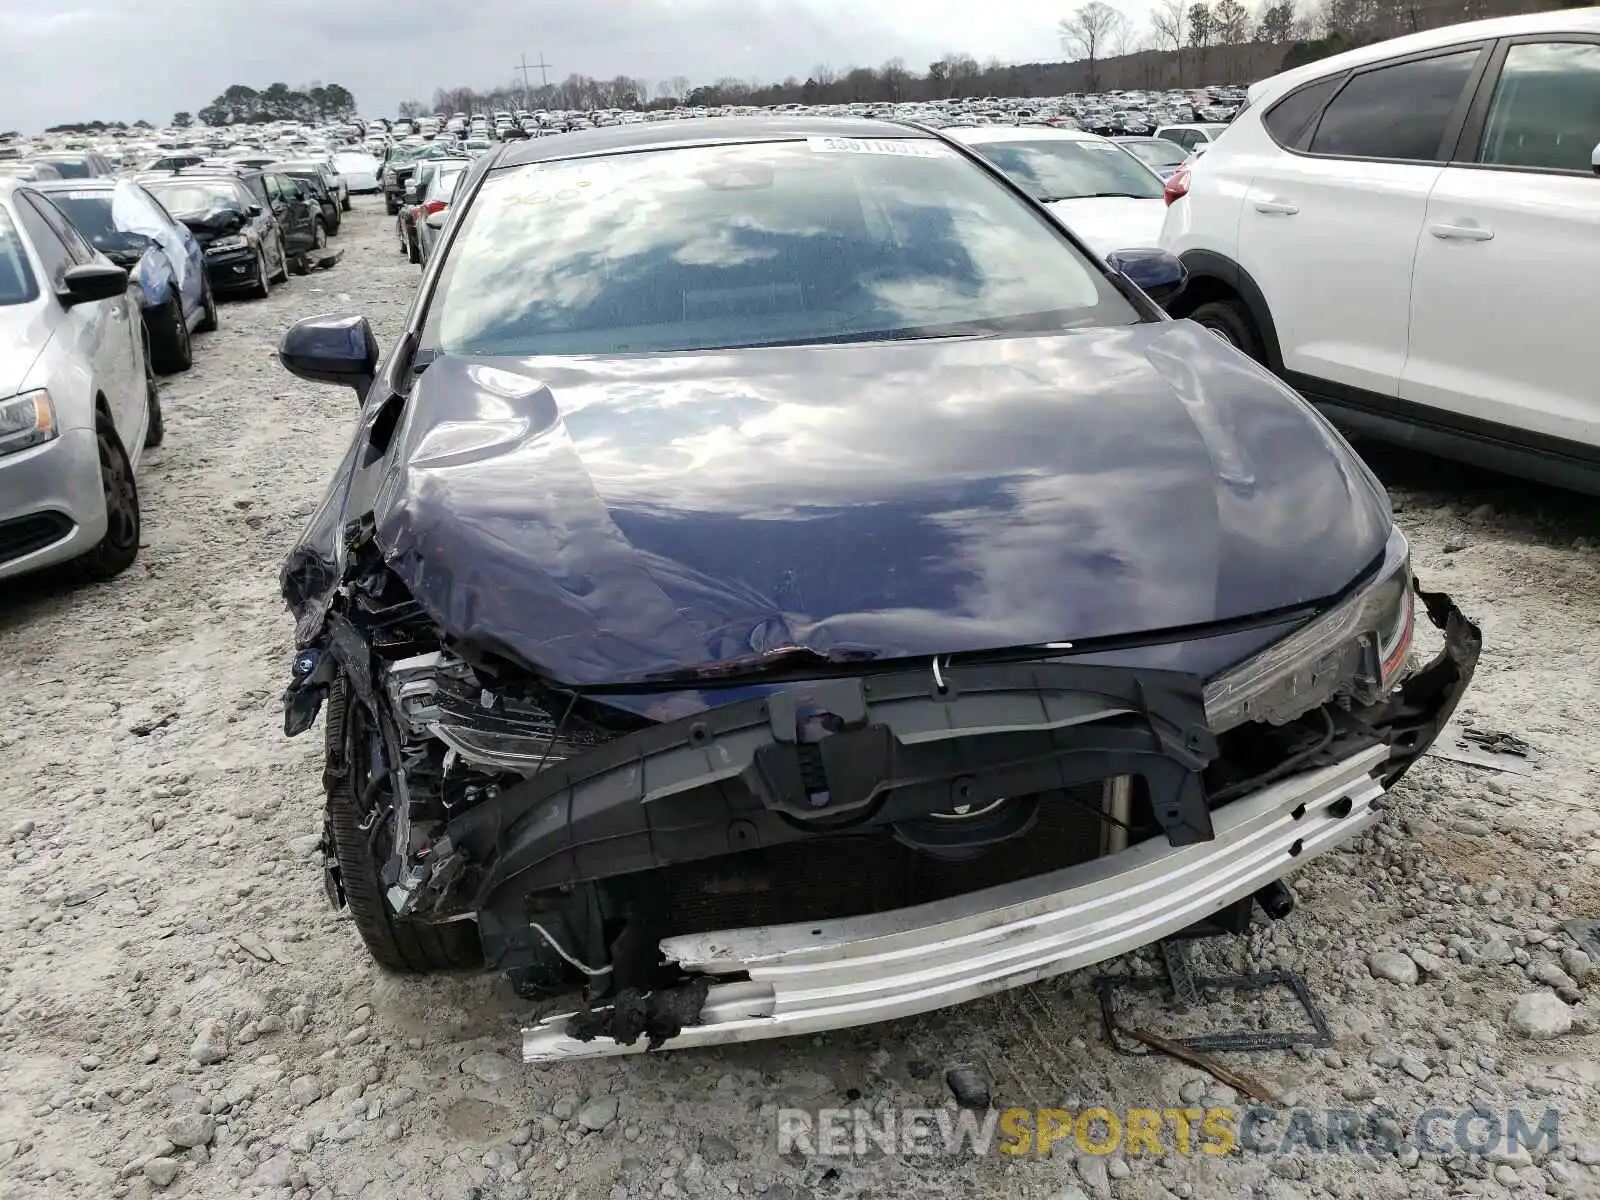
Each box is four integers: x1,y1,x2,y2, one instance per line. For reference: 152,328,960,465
0,179,157,584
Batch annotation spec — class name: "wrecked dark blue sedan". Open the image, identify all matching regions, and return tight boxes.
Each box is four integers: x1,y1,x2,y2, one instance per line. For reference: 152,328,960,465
276,118,1479,1063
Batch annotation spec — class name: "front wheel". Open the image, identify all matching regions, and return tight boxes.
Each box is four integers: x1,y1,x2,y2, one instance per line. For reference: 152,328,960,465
143,348,164,448
250,250,271,300
196,275,218,333
322,675,482,974
70,418,140,582
384,194,399,216
148,293,193,375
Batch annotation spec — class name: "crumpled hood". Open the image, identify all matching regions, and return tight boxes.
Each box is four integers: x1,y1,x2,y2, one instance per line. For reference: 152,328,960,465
349,320,1390,687
1046,196,1168,256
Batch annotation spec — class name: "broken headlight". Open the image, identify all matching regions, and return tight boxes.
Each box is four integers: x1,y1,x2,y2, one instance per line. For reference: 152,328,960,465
385,651,612,777
1203,525,1413,733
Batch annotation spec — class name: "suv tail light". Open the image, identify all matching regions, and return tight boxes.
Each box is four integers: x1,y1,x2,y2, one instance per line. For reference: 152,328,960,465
422,200,448,215
1164,164,1191,206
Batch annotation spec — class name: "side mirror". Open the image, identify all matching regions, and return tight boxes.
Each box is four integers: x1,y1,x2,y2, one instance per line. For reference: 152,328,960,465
1191,142,1211,158
425,209,447,229
59,262,130,307
247,203,263,217
1105,247,1188,307
1592,140,1599,177
278,313,380,399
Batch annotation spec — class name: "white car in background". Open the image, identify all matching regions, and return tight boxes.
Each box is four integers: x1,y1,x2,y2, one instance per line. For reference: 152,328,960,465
1160,9,1600,494
333,151,381,195
1154,123,1232,154
0,180,156,583
943,125,1169,256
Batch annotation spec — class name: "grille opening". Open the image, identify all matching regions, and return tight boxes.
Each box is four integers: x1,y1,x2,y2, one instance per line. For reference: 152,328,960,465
653,779,1156,936
0,511,74,566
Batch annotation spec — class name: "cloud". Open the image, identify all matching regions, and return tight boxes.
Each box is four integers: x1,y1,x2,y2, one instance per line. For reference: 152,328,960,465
2,0,1157,133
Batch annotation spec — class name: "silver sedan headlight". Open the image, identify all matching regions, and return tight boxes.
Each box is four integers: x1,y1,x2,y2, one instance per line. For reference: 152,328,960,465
0,390,59,457
1204,526,1414,733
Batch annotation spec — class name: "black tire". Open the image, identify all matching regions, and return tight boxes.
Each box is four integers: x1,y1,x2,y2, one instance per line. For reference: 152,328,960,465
270,234,289,283
406,225,421,264
148,293,193,375
1188,298,1263,363
342,194,352,212
250,249,271,300
70,417,140,582
143,350,164,448
323,675,483,974
196,275,218,333
385,194,399,216
397,218,409,256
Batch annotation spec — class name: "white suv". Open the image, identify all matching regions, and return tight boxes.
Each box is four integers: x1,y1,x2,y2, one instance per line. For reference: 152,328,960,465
1160,10,1600,493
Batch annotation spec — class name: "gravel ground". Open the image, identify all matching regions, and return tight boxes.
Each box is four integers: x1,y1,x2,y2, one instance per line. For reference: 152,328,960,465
2,198,1599,1200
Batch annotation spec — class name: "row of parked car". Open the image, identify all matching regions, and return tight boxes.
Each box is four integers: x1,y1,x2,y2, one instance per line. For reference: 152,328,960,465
0,154,346,586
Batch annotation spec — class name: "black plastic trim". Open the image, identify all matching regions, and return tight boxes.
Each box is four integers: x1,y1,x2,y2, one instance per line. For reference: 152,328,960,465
445,662,1221,909
1285,370,1600,495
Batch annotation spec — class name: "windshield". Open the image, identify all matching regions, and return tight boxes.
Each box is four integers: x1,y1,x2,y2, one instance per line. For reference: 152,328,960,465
431,168,466,200
1121,139,1189,170
428,138,1139,357
42,159,91,179
143,179,247,215
970,138,1164,202
45,192,118,243
0,207,39,305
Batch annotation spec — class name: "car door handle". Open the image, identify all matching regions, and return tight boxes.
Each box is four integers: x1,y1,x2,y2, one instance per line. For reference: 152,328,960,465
1252,200,1299,215
1429,223,1493,242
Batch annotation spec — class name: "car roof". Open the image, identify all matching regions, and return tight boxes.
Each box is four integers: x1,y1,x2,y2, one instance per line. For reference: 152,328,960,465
29,178,118,192
496,115,924,166
1255,8,1600,101
942,125,1100,145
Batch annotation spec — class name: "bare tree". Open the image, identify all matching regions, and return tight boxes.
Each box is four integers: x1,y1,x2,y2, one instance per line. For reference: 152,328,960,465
880,57,911,101
1058,1,1130,93
1256,0,1296,42
1187,2,1215,76
1151,0,1187,82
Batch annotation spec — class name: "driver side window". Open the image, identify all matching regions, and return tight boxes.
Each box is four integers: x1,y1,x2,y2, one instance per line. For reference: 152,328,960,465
13,194,78,287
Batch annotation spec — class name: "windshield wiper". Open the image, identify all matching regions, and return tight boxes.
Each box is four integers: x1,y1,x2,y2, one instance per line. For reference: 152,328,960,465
1040,191,1153,202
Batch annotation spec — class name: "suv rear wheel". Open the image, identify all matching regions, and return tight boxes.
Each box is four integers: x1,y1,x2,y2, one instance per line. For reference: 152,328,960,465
1187,298,1263,363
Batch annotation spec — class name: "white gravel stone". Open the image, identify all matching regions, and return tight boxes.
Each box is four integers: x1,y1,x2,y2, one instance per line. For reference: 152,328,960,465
1510,992,1573,1039
1367,951,1418,986
144,1157,180,1188
461,1052,518,1084
578,1096,619,1132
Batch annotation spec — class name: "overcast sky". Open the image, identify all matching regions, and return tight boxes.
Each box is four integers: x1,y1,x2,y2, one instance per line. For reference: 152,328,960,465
1,0,1159,133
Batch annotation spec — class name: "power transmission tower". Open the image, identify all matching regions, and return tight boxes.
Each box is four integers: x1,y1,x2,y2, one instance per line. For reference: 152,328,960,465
515,53,554,108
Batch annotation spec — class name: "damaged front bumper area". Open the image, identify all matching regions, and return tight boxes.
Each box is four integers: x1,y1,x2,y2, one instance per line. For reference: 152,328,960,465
525,742,1392,1061
443,587,1477,1064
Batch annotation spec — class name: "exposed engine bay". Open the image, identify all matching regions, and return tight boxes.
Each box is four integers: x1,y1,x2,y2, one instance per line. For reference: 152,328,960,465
281,522,1480,1059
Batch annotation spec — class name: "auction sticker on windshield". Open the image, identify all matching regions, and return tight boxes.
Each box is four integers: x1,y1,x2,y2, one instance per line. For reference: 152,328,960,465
806,137,953,158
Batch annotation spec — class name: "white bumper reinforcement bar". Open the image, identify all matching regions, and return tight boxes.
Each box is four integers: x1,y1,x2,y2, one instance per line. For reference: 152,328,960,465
522,742,1389,1062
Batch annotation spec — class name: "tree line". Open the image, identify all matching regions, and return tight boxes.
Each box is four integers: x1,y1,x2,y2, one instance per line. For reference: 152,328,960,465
192,82,358,128
398,0,1568,118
